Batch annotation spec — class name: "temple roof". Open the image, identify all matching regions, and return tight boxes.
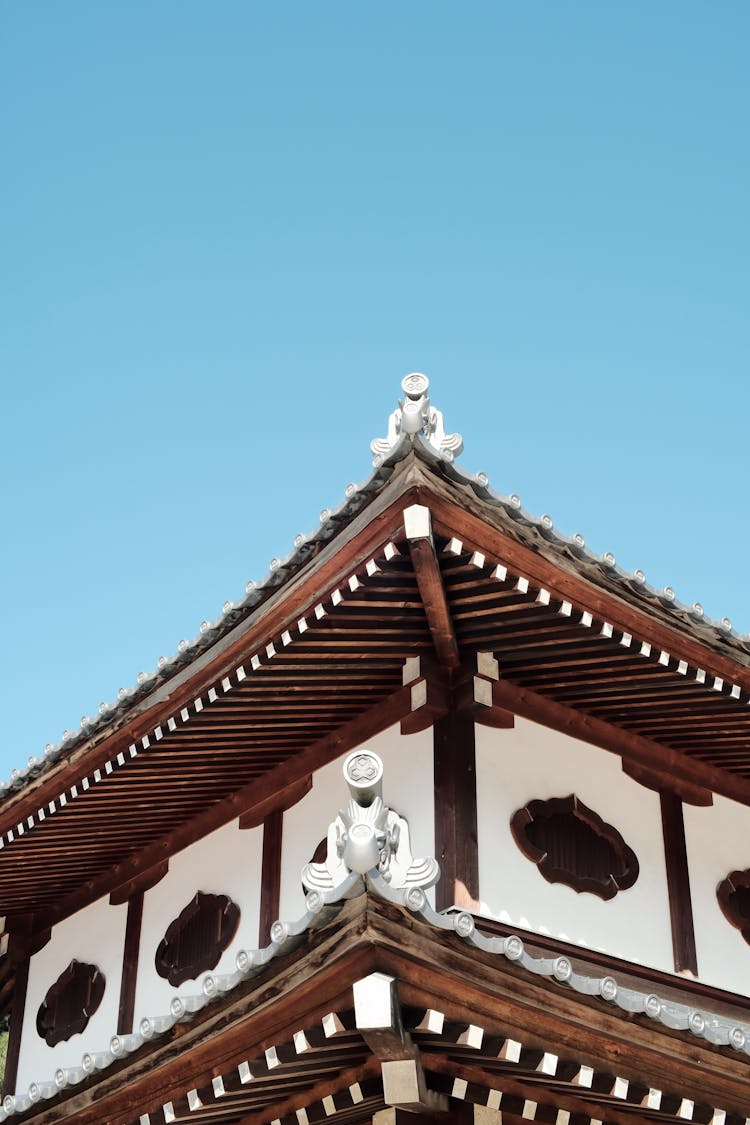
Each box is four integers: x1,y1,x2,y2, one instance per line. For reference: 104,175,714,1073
3,373,749,804
2,375,750,938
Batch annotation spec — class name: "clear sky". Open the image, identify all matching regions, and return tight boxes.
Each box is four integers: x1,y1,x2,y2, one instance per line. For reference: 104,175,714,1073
1,3,748,780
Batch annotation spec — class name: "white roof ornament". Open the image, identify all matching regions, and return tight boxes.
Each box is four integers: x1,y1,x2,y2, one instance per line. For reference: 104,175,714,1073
302,750,440,896
371,374,463,467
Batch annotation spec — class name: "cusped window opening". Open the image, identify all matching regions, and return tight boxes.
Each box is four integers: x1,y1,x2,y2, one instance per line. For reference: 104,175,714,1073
510,794,639,900
155,891,241,986
36,960,105,1047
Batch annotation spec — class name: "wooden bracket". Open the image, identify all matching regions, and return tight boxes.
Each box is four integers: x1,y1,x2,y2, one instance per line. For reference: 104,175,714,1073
401,651,514,736
4,914,48,962
622,760,712,808
405,504,460,670
354,972,448,1114
453,652,514,729
400,655,450,735
110,859,169,907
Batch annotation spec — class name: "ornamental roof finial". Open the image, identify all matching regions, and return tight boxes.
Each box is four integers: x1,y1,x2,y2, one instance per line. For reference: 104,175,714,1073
301,749,439,894
370,373,463,467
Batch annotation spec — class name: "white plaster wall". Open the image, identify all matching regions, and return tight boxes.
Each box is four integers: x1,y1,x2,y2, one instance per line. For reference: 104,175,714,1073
279,724,435,920
16,896,128,1092
133,818,263,1027
476,717,673,972
683,795,750,995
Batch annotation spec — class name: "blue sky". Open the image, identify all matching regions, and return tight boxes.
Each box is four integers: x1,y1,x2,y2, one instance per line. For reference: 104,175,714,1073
1,3,748,779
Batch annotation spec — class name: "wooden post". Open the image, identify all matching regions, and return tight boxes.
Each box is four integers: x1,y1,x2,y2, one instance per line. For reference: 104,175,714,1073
258,809,283,946
2,959,28,1098
660,792,698,976
117,891,144,1034
433,711,479,912
2,916,33,1098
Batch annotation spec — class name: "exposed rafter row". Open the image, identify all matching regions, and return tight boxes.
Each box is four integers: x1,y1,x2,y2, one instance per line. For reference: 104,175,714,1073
440,537,750,711
0,546,402,855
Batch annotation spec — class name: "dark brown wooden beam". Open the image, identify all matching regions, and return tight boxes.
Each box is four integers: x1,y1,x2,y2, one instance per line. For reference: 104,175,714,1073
489,677,748,807
2,916,33,1098
433,711,479,912
38,682,426,930
405,504,460,670
1,957,28,1099
258,809,283,946
117,891,144,1035
660,792,699,976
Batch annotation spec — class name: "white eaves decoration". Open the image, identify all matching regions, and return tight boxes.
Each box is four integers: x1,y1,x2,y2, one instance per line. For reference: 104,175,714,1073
301,750,439,896
370,373,463,467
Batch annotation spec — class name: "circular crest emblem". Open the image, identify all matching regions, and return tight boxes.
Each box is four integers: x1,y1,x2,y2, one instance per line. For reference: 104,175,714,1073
345,751,381,785
401,373,429,398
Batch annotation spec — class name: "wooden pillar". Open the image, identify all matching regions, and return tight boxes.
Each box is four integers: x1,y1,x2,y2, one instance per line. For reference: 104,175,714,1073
258,809,283,945
2,917,33,1098
2,959,28,1098
117,891,144,1035
660,792,698,976
433,711,479,912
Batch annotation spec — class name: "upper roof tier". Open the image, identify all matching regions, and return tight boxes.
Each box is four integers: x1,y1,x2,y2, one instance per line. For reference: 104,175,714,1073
2,375,750,924
3,373,749,805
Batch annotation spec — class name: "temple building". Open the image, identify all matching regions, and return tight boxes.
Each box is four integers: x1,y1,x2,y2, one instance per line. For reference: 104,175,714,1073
0,374,749,1125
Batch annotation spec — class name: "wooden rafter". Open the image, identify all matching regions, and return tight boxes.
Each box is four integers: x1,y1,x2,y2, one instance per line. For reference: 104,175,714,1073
404,504,460,670
35,678,433,929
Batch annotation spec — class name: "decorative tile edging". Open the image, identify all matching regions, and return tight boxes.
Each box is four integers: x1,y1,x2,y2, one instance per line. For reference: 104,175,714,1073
4,870,749,1118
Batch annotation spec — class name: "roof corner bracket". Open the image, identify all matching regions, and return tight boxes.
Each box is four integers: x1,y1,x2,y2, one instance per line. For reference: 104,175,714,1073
354,972,449,1115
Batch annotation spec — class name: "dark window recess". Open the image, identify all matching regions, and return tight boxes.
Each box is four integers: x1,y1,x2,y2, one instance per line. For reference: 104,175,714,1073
155,892,241,986
36,960,105,1047
717,870,750,945
510,794,639,900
